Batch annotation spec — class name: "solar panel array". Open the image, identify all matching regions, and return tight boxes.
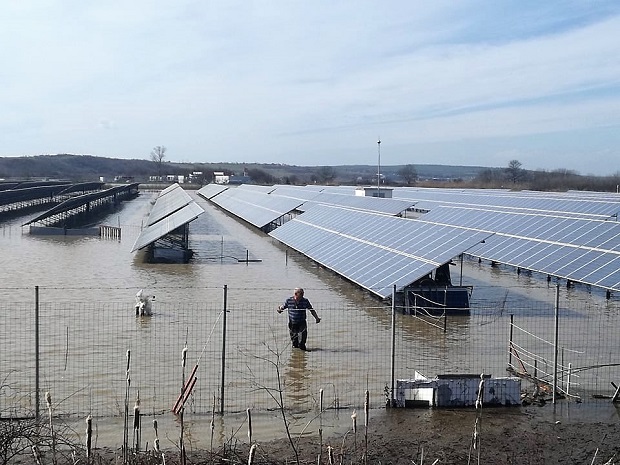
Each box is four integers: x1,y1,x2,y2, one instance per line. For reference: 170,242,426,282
297,192,414,215
421,205,620,291
131,184,204,252
202,183,417,230
269,186,323,201
1,185,72,207
23,185,135,226
269,204,491,298
392,187,620,220
200,182,620,294
206,186,304,229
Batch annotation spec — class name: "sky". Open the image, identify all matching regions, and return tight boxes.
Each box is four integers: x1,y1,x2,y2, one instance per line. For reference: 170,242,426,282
2,1,620,176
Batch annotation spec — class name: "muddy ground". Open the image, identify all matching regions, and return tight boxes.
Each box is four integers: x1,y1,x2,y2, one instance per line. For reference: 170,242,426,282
78,399,620,464
232,403,620,464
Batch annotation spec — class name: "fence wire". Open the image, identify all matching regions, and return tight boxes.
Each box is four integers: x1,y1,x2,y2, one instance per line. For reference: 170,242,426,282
1,295,620,419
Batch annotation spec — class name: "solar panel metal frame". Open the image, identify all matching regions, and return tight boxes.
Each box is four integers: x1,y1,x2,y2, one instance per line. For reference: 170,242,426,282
23,186,129,225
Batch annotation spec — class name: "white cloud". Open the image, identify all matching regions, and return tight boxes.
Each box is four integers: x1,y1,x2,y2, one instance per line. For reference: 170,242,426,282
1,1,619,175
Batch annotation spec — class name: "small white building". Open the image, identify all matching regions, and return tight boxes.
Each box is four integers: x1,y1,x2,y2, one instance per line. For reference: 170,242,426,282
188,171,204,183
214,171,229,184
355,186,393,198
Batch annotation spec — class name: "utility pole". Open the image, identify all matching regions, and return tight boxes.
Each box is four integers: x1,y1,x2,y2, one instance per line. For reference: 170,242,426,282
377,137,381,195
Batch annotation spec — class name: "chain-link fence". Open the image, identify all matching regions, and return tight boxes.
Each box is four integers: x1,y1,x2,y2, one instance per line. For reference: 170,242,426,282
2,287,620,420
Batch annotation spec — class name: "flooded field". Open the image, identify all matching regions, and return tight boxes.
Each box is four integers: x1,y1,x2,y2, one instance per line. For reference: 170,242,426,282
2,188,620,448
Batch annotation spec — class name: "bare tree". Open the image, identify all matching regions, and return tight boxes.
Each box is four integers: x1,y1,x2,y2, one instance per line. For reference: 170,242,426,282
150,146,167,180
397,164,418,186
316,166,336,184
506,159,523,184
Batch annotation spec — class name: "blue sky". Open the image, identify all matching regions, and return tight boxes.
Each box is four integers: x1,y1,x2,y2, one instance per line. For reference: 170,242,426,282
2,1,620,175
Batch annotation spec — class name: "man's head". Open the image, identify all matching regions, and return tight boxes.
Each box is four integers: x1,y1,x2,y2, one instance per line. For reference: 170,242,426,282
294,287,304,300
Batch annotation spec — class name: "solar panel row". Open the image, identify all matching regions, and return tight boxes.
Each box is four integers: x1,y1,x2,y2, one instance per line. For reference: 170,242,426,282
23,185,136,226
198,184,414,230
297,192,414,215
421,206,620,291
270,205,491,298
203,187,303,229
131,184,204,252
201,183,620,295
391,187,620,220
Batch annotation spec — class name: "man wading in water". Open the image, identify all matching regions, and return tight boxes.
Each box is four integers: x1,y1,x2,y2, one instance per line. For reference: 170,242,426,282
277,287,321,351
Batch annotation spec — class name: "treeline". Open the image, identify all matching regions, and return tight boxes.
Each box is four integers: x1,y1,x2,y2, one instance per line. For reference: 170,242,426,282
465,165,620,192
1,154,618,193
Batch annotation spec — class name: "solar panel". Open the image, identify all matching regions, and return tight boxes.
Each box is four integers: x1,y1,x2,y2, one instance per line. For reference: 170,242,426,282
393,187,620,219
131,201,204,252
237,184,275,194
147,185,193,226
160,183,181,196
209,187,304,228
269,186,323,201
270,204,491,298
422,206,620,250
226,184,620,293
465,227,620,291
197,183,228,199
298,192,414,215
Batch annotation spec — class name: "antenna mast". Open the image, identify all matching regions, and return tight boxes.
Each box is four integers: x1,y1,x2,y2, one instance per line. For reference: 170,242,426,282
377,137,381,194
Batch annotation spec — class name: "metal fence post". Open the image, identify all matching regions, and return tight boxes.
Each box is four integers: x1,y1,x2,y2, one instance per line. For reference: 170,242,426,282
35,285,41,420
390,285,396,407
553,284,560,404
220,285,228,414
508,314,514,368
443,287,448,332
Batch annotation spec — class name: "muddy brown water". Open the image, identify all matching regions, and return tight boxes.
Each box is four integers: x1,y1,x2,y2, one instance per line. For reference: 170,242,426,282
2,189,619,448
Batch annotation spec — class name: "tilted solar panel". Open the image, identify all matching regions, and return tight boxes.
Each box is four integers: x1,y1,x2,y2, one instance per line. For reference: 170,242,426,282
131,201,204,252
270,204,491,298
197,183,228,200
209,187,303,228
298,192,414,216
148,185,193,226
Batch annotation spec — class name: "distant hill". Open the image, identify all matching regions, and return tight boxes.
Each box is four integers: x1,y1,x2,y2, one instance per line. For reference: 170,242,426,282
0,154,488,184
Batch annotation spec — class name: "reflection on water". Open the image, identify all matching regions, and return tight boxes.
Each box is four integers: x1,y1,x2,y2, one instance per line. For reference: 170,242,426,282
285,349,310,407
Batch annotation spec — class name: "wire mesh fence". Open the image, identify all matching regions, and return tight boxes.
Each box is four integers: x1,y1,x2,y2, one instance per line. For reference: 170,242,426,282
2,289,620,420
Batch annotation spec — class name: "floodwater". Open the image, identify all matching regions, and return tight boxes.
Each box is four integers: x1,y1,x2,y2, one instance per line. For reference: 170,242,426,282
1,188,620,448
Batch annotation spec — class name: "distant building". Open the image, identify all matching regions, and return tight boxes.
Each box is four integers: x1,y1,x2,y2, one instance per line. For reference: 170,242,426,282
188,171,204,184
214,172,229,184
355,186,393,198
114,175,134,183
162,175,184,183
